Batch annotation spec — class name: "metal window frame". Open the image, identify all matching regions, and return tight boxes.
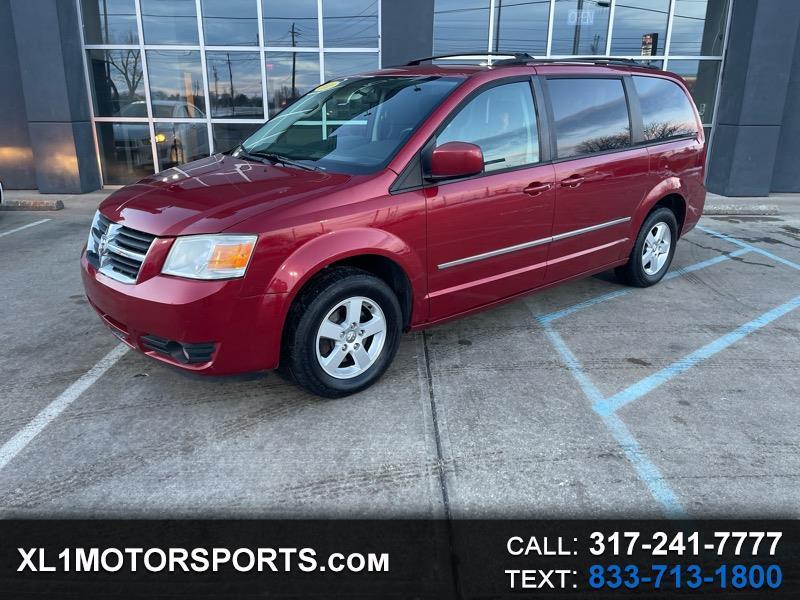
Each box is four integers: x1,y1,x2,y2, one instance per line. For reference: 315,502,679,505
77,0,382,186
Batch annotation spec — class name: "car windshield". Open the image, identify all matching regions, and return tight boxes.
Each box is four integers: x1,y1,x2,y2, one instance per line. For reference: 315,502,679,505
240,75,462,174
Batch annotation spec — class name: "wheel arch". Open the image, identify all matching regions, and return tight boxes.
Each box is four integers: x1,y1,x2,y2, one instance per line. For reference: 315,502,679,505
633,178,688,238
266,228,424,364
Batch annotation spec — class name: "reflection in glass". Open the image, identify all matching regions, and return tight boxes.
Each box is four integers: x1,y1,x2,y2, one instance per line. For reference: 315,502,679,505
201,0,259,46
140,0,198,45
438,82,539,172
633,76,698,141
492,0,549,55
610,0,669,55
213,123,262,153
551,0,610,56
154,122,210,170
146,51,206,117
81,0,138,44
266,52,320,117
87,50,145,117
323,0,379,48
96,122,154,185
262,0,319,47
206,52,264,118
667,60,721,124
670,0,728,56
548,78,631,157
324,53,379,81
433,0,490,54
243,76,460,174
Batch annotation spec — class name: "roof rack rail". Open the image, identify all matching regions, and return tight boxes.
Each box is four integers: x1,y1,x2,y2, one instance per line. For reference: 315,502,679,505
404,53,659,70
549,56,659,69
405,52,534,66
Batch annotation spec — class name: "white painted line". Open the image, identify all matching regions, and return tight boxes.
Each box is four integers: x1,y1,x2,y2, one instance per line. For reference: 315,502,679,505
0,344,129,471
0,219,51,238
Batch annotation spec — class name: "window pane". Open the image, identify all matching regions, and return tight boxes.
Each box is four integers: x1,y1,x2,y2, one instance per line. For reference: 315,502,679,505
87,50,145,117
323,0,379,48
670,0,728,56
140,0,198,45
610,0,669,55
201,0,259,46
323,53,378,81
438,82,539,172
212,123,262,153
266,52,320,117
154,122,210,170
96,122,154,185
633,76,698,141
81,0,138,44
493,0,549,55
667,60,720,124
548,78,631,158
262,0,319,47
433,0,490,54
206,52,264,118
146,51,206,117
551,0,610,55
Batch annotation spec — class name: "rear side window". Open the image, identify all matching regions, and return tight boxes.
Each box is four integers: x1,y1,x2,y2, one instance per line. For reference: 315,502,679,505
437,81,539,172
548,78,631,158
633,76,698,141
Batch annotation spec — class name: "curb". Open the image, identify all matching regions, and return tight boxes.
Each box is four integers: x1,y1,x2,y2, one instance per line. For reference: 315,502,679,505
703,204,779,216
0,197,65,211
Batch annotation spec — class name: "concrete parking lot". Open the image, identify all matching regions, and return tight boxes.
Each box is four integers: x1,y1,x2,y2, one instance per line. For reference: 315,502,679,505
1,195,798,518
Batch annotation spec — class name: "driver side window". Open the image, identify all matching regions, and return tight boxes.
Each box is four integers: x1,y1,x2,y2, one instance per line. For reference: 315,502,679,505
437,81,539,172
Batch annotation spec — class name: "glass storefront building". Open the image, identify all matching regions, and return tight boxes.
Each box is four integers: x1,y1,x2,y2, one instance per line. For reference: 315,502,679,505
3,0,797,196
78,0,380,184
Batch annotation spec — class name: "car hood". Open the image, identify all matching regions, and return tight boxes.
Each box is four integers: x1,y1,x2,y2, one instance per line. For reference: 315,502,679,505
99,154,353,236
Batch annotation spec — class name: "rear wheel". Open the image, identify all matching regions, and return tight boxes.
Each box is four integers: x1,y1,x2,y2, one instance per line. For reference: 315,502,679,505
281,267,402,398
616,207,678,287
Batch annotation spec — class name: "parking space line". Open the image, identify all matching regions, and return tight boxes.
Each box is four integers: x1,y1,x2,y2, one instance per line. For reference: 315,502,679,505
531,229,800,517
595,294,800,416
0,344,129,472
698,226,800,271
537,248,751,324
0,219,51,238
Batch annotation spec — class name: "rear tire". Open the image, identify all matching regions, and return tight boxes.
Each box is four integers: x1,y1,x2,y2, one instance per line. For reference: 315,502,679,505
281,267,402,398
616,207,678,287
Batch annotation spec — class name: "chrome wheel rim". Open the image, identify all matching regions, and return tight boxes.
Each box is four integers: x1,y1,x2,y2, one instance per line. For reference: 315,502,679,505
315,296,387,379
642,222,672,276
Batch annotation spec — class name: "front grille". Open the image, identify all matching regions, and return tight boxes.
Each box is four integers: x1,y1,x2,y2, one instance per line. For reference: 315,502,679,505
141,334,216,364
88,212,156,284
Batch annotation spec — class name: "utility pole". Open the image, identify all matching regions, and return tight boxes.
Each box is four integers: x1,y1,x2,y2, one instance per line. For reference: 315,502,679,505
290,22,297,97
573,0,584,55
226,52,235,116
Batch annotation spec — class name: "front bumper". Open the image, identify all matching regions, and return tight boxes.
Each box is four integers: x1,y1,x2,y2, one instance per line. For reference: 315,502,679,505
81,252,286,375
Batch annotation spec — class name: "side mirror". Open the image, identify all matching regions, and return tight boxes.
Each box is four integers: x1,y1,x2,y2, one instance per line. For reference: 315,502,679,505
427,142,484,181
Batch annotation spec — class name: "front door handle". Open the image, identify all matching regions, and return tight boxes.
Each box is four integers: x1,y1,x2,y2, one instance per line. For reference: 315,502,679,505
560,174,585,188
523,182,552,196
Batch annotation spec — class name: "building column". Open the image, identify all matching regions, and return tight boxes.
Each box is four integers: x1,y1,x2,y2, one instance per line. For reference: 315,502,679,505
706,0,800,196
381,0,434,68
9,0,101,193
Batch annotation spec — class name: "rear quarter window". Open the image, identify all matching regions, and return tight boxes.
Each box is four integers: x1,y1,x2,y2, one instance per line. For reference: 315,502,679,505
633,76,698,141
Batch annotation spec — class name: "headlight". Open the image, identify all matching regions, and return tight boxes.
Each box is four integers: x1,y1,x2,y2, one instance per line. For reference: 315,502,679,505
162,235,257,280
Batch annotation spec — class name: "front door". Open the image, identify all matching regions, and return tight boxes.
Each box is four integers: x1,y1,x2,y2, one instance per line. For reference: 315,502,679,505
425,80,556,321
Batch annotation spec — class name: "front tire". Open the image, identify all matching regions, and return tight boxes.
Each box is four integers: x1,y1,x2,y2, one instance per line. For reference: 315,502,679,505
281,267,402,398
616,207,678,287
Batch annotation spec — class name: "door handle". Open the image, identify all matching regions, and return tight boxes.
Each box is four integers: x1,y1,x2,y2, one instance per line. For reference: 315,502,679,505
523,182,552,196
560,174,585,188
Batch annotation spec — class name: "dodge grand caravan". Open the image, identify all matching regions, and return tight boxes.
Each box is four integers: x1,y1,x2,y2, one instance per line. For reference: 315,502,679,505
81,54,706,398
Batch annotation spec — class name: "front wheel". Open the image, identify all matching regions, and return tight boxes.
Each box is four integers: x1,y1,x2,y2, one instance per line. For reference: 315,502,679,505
281,267,402,398
616,207,678,287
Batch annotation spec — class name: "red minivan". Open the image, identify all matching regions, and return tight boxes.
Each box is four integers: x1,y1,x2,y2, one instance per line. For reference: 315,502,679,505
81,54,706,397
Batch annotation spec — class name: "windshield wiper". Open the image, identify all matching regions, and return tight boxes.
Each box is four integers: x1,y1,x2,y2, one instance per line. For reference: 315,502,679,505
249,150,318,171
